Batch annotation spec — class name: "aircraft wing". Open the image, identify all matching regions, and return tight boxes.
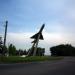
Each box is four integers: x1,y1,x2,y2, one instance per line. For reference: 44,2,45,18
31,33,44,40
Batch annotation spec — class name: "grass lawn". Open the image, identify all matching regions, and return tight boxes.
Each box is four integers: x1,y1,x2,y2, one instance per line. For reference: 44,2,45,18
0,56,64,63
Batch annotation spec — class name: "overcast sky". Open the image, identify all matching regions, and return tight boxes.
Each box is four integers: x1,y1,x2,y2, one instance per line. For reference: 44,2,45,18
0,0,75,55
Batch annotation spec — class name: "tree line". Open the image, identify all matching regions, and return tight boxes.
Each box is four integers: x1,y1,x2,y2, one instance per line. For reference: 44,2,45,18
1,35,75,56
0,37,45,56
50,44,75,56
0,43,27,56
28,47,45,56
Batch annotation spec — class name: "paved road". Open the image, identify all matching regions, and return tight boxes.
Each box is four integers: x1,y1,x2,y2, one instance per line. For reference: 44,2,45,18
0,57,75,75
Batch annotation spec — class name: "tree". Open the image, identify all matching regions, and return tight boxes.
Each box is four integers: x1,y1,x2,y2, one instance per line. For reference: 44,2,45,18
28,47,45,56
36,47,45,56
8,44,16,56
0,37,3,55
0,37,8,56
23,49,27,55
50,44,75,56
16,49,27,56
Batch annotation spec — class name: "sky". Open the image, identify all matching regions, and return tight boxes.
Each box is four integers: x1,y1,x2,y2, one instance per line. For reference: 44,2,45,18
0,0,75,55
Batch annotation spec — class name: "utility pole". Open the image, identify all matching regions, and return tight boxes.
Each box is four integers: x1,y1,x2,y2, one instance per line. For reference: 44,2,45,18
3,21,8,55
4,21,8,47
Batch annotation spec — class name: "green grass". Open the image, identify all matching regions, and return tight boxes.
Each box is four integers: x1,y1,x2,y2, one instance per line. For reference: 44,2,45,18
0,56,63,63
